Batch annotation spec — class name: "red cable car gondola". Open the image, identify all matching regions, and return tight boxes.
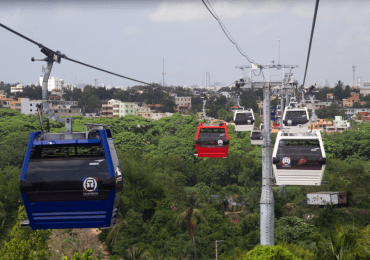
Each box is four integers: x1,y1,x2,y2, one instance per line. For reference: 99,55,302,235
195,123,229,158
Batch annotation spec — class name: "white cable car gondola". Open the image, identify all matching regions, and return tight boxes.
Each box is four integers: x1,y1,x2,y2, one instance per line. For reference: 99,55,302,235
234,108,255,132
250,124,263,145
282,106,309,132
272,131,326,186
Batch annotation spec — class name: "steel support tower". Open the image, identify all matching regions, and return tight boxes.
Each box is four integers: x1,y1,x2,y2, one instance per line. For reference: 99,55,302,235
236,63,298,245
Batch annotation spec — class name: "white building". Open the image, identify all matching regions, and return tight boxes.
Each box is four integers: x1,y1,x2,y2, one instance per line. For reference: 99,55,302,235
21,98,41,115
10,83,24,93
220,91,231,98
360,83,370,96
39,76,63,91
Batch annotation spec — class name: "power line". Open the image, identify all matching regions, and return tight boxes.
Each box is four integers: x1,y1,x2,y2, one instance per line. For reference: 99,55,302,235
201,0,255,64
302,0,320,88
0,23,150,85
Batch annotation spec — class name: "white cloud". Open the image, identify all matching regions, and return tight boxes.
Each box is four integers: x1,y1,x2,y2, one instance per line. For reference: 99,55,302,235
148,0,286,23
121,26,142,37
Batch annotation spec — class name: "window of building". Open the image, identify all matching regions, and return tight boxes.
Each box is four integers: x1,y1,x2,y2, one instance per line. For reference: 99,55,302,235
54,110,58,113
69,110,71,113
131,110,133,113
126,105,128,107
131,105,133,108
30,104,32,106
126,110,128,113
30,109,32,112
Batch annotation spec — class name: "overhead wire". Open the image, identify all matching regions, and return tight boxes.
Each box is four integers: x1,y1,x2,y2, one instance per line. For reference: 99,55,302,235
302,0,320,88
0,23,150,85
201,0,255,64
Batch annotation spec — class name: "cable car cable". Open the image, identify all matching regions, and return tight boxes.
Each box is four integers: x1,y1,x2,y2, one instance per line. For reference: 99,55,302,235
302,0,320,88
0,23,150,85
201,0,255,64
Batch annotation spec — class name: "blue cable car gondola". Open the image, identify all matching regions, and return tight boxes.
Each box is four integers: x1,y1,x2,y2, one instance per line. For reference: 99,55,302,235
20,124,123,230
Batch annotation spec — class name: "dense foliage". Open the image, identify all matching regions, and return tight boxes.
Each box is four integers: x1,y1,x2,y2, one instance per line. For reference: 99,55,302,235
1,108,370,259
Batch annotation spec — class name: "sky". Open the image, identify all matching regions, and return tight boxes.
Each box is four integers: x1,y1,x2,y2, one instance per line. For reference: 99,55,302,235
1,0,369,88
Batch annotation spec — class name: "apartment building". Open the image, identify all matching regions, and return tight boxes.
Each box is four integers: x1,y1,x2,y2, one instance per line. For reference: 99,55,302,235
344,108,370,119
342,92,360,108
21,98,41,115
175,96,192,113
136,106,152,119
10,84,24,93
101,100,137,118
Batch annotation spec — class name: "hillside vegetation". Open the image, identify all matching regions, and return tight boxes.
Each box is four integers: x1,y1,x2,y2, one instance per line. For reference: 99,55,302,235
1,108,370,259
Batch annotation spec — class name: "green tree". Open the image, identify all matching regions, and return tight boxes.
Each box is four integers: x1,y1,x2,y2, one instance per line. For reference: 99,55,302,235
0,206,52,260
275,216,316,244
315,222,360,260
61,249,99,260
244,245,299,260
177,194,208,257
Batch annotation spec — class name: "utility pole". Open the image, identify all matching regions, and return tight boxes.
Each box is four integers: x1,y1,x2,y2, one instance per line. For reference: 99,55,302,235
215,240,224,260
162,59,166,87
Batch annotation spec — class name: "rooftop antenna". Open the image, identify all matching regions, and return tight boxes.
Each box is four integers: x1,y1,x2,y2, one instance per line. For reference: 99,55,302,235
162,59,166,87
352,65,356,87
278,38,280,65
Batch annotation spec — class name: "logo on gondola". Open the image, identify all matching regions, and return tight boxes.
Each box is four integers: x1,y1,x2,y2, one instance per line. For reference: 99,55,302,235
89,159,105,166
287,120,292,125
217,139,223,146
83,177,98,192
282,157,291,166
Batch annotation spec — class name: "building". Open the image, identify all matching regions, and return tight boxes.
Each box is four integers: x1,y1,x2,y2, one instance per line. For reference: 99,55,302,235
326,116,350,133
326,93,334,99
10,83,24,93
344,108,370,119
136,107,152,119
50,89,62,101
2,99,21,112
101,100,137,118
39,76,64,91
360,83,370,96
342,92,360,108
21,98,41,115
50,107,82,117
308,119,333,132
204,72,210,88
175,96,192,113
151,112,174,120
219,92,231,98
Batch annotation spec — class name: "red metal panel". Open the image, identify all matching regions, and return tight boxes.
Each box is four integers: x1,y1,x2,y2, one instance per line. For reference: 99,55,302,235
195,123,229,158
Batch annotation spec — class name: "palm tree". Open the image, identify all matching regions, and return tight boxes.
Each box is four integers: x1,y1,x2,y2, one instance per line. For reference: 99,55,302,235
176,194,208,258
315,222,359,260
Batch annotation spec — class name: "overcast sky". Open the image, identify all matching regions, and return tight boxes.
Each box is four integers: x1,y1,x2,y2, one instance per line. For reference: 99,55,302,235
1,0,369,88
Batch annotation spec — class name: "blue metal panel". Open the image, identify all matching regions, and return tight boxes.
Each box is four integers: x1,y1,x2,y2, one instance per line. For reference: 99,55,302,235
98,130,115,178
33,139,101,146
20,132,41,180
21,130,117,230
98,130,116,225
22,190,116,230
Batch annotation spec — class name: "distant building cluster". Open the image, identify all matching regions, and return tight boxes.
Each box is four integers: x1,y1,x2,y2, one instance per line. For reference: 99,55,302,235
101,99,175,121
0,89,81,117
